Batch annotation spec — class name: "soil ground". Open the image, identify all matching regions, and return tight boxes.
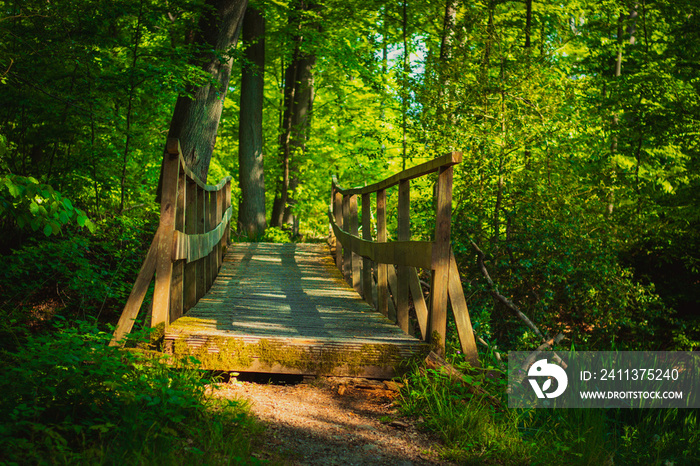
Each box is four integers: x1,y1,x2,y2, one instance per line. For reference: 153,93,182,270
210,374,454,465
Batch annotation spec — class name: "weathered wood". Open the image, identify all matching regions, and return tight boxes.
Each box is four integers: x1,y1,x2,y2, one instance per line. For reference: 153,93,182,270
333,189,343,270
342,195,351,283
109,231,160,346
430,165,453,354
387,263,398,324
349,194,361,294
215,188,223,278
448,250,478,366
397,179,410,334
184,180,198,312
170,164,186,323
113,138,233,342
196,186,206,301
361,193,373,306
206,190,216,290
223,179,231,251
166,138,232,193
328,220,433,269
334,151,462,197
173,207,233,262
408,267,429,340
376,189,388,317
165,243,427,377
152,148,180,327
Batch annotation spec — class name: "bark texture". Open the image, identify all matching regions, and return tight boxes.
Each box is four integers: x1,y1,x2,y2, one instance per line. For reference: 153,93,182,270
237,5,266,239
271,1,316,232
167,0,248,183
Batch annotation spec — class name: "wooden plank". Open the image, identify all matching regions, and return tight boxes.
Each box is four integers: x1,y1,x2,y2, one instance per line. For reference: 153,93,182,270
184,181,198,312
448,250,479,366
430,165,453,355
334,189,343,270
376,189,388,317
152,148,180,327
215,188,223,279
204,191,214,293
110,231,160,345
342,195,351,284
206,190,216,291
387,263,398,324
408,267,429,340
196,186,206,301
166,138,231,193
173,207,233,262
334,152,462,196
223,180,231,252
397,179,410,334
349,194,361,294
170,164,186,323
164,243,427,377
328,220,433,269
361,193,373,307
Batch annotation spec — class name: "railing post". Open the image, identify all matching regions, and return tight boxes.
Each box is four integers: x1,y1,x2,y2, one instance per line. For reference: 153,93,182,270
361,193,373,306
196,186,206,300
151,142,180,328
376,189,388,317
215,187,223,279
207,190,217,289
170,162,186,323
397,179,410,334
334,188,343,271
430,165,454,354
184,180,197,312
349,194,361,294
224,179,231,251
342,194,352,283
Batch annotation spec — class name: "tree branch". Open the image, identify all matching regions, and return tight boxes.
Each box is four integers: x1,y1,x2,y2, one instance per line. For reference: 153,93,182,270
470,239,545,342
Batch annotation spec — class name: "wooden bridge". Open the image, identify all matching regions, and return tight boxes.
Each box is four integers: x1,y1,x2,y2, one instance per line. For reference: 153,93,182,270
111,139,478,378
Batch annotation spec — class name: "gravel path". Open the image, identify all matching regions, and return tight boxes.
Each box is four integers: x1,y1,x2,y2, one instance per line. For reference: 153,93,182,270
211,376,453,465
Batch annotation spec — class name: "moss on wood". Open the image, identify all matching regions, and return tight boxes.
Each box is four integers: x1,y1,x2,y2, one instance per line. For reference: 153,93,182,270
166,334,415,375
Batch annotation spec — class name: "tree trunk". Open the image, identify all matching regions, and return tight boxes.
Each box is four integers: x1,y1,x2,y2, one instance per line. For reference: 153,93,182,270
166,0,248,183
271,1,316,231
237,5,266,239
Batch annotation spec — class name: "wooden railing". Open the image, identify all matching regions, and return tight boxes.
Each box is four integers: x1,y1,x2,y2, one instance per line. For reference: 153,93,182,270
110,139,232,345
329,153,478,364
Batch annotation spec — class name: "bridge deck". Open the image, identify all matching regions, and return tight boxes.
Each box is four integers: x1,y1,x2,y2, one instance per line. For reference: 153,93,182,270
164,243,427,377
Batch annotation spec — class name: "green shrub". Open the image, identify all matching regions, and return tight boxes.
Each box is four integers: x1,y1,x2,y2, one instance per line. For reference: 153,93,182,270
0,320,262,465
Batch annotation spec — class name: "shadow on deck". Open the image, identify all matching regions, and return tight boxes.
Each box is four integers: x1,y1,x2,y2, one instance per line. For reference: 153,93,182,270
164,243,427,378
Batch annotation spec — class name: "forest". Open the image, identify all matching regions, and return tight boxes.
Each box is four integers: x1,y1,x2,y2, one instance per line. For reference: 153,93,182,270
1,0,699,464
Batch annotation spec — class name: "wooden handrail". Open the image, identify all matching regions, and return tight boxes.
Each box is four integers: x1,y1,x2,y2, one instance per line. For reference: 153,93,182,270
329,153,478,365
110,139,232,346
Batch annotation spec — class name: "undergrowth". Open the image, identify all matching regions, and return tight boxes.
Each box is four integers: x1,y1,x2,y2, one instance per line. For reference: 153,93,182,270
0,320,263,465
398,350,700,465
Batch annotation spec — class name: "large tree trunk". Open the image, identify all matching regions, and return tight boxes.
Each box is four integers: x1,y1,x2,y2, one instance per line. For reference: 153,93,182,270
271,1,316,231
166,0,248,183
237,5,266,239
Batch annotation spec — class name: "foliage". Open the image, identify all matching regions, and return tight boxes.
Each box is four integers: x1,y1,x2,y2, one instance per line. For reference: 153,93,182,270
398,348,700,465
0,320,262,465
0,212,157,337
0,175,95,237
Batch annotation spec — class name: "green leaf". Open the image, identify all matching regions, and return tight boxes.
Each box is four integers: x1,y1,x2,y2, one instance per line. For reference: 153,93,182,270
43,224,53,236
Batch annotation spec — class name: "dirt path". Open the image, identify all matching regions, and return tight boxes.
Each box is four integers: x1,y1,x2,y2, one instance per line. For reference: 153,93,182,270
211,376,453,465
